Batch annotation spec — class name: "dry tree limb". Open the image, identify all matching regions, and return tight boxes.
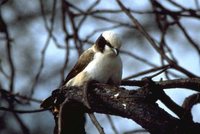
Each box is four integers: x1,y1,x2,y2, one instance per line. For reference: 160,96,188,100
106,115,119,134
0,107,50,114
122,78,200,92
88,113,105,134
182,93,200,111
116,0,198,78
55,81,200,134
182,93,200,120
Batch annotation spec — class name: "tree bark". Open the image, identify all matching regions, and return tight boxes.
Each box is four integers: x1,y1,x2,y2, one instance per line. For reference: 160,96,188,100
56,80,200,134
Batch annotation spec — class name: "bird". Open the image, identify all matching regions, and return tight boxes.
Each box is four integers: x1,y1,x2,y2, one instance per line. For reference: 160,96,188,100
41,30,123,134
64,31,122,87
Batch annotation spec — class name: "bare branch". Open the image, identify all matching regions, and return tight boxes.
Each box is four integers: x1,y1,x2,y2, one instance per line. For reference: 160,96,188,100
0,10,15,92
106,115,119,134
182,93,200,112
88,113,105,134
122,78,200,92
56,82,200,134
116,0,198,78
0,107,49,114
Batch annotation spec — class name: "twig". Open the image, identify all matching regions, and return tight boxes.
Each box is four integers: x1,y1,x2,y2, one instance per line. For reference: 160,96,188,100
0,88,42,103
84,24,123,42
64,1,135,29
13,113,30,134
182,93,200,111
116,0,198,78
123,64,170,80
60,0,70,83
122,78,200,92
146,65,170,79
0,10,15,92
168,0,186,10
0,61,9,79
120,50,157,67
116,0,170,61
182,93,200,121
88,113,105,134
30,0,57,97
0,107,50,114
175,21,200,68
64,1,83,55
106,115,119,134
77,9,154,16
77,0,100,30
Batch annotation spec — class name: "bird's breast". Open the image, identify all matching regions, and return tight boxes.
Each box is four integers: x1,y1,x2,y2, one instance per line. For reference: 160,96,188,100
83,52,122,83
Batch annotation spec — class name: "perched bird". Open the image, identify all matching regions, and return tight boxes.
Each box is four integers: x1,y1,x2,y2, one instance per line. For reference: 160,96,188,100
41,30,123,134
64,31,122,87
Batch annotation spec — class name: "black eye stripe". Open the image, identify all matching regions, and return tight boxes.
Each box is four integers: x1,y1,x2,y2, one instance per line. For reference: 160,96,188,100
99,35,113,48
106,42,113,48
100,35,107,45
95,34,114,53
95,34,107,51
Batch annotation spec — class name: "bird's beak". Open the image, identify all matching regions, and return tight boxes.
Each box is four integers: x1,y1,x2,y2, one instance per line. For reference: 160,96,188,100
112,48,119,55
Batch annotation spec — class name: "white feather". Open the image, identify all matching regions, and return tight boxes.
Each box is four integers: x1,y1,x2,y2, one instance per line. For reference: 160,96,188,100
102,31,122,49
67,46,122,86
67,31,123,86
84,49,122,84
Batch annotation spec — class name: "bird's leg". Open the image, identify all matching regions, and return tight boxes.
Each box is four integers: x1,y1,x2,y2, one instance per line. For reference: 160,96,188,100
82,81,105,134
82,80,98,109
82,82,91,109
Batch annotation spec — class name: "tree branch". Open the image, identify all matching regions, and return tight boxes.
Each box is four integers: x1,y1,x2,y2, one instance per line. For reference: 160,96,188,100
122,78,200,92
55,81,200,134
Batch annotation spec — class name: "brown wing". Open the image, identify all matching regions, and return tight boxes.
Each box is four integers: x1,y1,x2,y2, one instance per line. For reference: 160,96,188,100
62,48,94,85
40,48,94,108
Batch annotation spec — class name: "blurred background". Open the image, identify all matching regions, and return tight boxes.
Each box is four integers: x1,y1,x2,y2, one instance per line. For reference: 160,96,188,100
0,0,200,134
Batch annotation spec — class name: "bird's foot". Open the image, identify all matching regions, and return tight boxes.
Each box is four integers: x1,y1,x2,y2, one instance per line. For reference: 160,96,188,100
82,84,91,109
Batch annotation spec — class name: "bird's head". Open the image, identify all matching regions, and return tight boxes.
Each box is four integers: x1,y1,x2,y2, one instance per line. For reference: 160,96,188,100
95,30,121,55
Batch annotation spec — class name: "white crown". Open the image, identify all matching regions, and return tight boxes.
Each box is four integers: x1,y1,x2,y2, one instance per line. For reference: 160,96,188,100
102,31,122,49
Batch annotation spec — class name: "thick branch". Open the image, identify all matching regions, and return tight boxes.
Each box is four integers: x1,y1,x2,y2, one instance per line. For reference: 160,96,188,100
59,83,200,134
